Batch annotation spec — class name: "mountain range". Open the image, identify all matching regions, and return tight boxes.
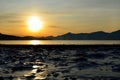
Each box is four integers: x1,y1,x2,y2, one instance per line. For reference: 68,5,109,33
0,30,120,40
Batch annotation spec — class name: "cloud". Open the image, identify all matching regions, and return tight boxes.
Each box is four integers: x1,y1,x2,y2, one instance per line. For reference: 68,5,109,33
6,20,23,23
0,13,17,19
49,26,67,29
50,26,60,28
38,10,77,16
0,13,23,24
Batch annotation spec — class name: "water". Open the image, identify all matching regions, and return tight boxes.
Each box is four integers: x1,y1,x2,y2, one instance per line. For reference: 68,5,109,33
0,40,120,45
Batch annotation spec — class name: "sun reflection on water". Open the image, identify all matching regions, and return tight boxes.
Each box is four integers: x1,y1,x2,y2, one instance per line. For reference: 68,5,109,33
29,40,41,45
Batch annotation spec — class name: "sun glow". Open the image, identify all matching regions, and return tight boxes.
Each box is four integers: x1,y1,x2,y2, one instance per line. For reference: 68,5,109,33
27,16,43,32
29,40,41,45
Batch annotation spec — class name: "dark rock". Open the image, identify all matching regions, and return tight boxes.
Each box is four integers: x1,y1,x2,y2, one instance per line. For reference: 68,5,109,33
0,77,4,80
64,77,69,80
50,57,61,61
62,69,70,73
37,69,44,73
112,65,120,72
8,76,13,80
73,57,87,62
70,77,77,80
53,72,59,77
87,53,107,59
77,61,98,70
26,75,35,80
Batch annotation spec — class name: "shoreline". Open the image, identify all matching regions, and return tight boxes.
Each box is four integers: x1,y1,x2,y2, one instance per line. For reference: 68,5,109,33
0,44,120,48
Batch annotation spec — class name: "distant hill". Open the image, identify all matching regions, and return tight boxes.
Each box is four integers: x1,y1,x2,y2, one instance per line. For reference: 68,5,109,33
0,33,21,40
55,30,120,40
0,30,120,40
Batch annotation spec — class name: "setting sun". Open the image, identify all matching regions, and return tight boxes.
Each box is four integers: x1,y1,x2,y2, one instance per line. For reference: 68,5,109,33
27,16,43,32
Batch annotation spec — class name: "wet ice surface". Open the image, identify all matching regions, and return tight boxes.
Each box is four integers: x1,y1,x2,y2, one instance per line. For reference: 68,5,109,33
0,46,120,80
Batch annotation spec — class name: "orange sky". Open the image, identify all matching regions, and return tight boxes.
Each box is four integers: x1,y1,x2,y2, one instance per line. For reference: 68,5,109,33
0,0,120,37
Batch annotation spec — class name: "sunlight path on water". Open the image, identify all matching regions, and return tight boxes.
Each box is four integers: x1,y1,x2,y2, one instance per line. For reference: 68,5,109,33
0,40,120,45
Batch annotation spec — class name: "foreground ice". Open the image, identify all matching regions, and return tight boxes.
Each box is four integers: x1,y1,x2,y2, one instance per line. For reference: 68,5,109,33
0,46,120,80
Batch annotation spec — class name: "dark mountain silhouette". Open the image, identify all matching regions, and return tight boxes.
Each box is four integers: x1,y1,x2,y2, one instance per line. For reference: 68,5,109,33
0,30,120,40
55,30,120,40
0,33,21,40
22,36,37,40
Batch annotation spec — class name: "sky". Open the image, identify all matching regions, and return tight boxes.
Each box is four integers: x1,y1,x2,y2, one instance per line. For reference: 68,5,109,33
0,0,120,37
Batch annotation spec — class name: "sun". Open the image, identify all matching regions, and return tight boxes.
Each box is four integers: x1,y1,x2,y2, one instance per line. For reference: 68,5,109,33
27,16,43,32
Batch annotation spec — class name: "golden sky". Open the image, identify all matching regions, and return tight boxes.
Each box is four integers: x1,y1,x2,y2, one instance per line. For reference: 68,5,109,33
0,0,120,37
